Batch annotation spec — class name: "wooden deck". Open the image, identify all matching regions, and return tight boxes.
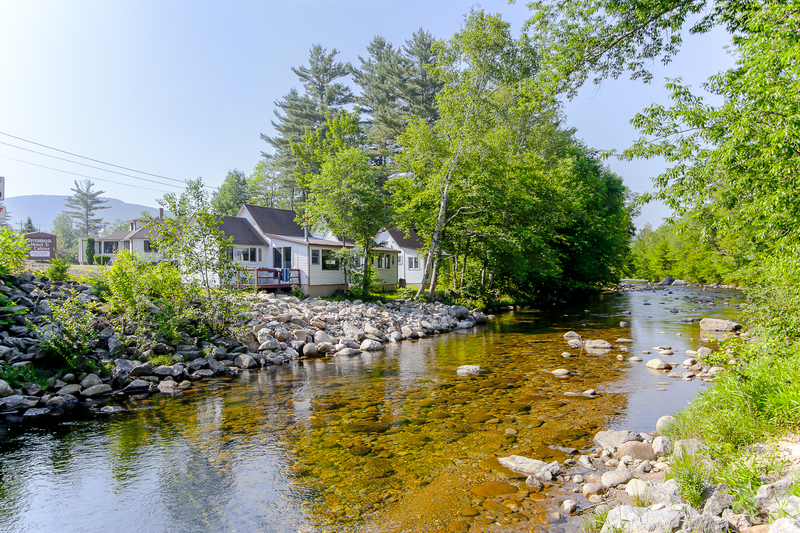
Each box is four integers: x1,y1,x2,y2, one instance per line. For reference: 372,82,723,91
235,268,301,290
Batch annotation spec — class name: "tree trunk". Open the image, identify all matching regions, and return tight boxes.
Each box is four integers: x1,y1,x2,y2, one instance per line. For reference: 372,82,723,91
362,246,372,296
415,144,465,298
427,251,442,301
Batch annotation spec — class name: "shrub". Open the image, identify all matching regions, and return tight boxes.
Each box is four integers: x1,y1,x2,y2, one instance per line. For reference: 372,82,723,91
86,237,94,265
0,228,30,274
46,257,70,281
0,364,49,389
94,254,111,266
669,453,708,509
38,295,97,368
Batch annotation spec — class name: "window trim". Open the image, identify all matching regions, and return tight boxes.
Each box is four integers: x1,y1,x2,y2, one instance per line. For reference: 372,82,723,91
311,249,320,265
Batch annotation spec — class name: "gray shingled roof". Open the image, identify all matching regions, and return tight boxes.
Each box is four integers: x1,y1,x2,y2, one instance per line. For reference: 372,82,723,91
388,228,423,250
242,204,306,238
219,217,268,246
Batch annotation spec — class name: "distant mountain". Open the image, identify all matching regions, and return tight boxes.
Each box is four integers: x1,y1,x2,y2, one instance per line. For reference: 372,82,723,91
2,195,160,233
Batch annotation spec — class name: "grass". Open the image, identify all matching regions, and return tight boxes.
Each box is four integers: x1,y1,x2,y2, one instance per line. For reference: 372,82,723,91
580,506,610,533
663,337,800,513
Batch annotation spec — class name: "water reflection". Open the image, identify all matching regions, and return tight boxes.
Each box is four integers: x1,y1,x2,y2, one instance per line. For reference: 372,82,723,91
0,287,742,533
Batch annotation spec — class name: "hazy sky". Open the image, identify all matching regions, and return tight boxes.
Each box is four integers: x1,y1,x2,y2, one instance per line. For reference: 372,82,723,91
0,1,734,231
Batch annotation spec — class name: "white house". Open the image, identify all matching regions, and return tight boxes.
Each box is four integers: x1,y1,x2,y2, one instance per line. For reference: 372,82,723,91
78,212,164,265
375,228,426,287
235,204,399,297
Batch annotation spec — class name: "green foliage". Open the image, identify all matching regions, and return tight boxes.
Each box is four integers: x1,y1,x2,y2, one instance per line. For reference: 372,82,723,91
22,217,37,233
669,452,708,509
581,506,610,533
38,295,97,368
107,218,130,234
715,449,784,515
290,284,304,299
211,169,250,216
64,179,110,237
46,257,70,281
94,254,110,266
0,293,26,327
52,212,79,262
0,364,49,389
148,353,173,368
0,227,30,275
86,237,95,265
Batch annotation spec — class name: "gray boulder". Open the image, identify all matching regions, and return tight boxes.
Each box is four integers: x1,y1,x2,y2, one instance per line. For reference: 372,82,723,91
80,373,102,389
234,353,258,369
451,305,470,319
699,318,742,332
0,379,12,398
594,429,642,453
769,518,800,533
82,384,112,398
360,339,383,351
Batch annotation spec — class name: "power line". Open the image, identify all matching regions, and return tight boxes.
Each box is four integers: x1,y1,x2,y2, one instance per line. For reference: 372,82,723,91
0,154,173,193
0,130,185,184
0,140,186,190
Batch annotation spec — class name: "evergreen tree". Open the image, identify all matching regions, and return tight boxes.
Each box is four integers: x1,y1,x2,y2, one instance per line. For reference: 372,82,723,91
260,45,355,204
211,169,250,216
403,28,443,125
64,180,110,237
354,36,408,165
22,217,37,233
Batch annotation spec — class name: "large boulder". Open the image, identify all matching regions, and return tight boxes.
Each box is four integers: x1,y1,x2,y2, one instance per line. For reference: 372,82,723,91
601,469,632,488
80,373,102,389
594,430,641,453
451,305,470,319
360,339,383,351
234,353,258,369
584,339,612,349
699,318,742,332
616,441,657,461
658,276,676,286
497,455,548,475
0,379,13,398
646,358,669,370
81,384,112,398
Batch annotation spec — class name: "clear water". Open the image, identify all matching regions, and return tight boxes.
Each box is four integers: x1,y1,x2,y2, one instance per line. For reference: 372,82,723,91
0,287,743,533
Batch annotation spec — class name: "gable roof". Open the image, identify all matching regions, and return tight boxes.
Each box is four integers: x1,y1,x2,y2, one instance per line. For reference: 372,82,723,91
241,204,306,238
96,218,162,242
388,228,423,250
219,216,268,246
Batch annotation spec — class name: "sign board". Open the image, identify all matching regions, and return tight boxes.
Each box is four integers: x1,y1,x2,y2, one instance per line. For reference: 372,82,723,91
0,176,4,201
24,232,57,261
0,206,5,226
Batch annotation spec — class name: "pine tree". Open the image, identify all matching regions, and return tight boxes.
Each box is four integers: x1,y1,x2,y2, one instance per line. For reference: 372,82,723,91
354,36,408,166
64,180,110,237
260,45,355,204
22,217,37,233
403,29,443,125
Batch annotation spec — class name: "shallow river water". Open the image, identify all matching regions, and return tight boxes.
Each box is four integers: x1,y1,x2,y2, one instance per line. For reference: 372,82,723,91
0,286,743,533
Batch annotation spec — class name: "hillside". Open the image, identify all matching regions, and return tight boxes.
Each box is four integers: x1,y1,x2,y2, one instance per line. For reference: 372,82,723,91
2,195,160,232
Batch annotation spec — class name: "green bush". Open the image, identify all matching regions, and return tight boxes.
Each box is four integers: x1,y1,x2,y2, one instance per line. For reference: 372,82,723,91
38,295,97,368
0,364,49,389
46,257,70,281
94,254,111,266
86,237,94,265
668,453,708,509
0,228,30,275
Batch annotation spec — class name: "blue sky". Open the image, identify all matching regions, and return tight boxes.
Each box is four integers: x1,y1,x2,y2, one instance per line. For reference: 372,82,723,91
0,1,734,231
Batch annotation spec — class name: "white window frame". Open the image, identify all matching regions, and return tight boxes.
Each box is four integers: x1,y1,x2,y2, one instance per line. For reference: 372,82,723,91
311,249,320,265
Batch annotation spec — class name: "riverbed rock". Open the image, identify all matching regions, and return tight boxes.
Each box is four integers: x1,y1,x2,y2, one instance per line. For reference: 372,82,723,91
121,379,150,393
130,361,154,377
207,357,228,375
769,518,800,533
234,353,258,369
564,331,581,339
601,468,632,488
656,415,677,434
157,380,179,394
80,373,102,389
585,339,612,349
652,436,673,457
497,455,548,475
360,339,383,351
82,384,112,398
616,441,657,461
646,358,669,370
626,478,650,498
594,430,642,453
699,318,742,332
567,339,583,349
583,483,605,497
336,348,361,357
552,368,570,377
451,305,470,319
470,481,516,498
154,365,181,378
0,379,12,397
456,365,482,376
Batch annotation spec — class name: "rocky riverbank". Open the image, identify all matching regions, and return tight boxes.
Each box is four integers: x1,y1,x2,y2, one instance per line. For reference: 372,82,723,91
466,417,800,533
0,271,493,420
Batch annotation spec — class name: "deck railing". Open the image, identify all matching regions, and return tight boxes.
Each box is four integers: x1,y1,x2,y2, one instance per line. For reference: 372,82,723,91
235,268,301,288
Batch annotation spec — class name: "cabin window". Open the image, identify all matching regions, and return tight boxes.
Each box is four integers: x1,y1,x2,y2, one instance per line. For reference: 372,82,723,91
321,250,339,270
378,254,390,269
273,246,292,268
144,240,153,253
123,241,131,251
408,256,419,270
103,241,117,254
238,247,257,262
398,254,403,265
311,249,320,265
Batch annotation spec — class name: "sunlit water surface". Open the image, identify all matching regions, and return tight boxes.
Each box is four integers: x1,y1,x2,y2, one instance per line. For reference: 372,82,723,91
0,287,743,533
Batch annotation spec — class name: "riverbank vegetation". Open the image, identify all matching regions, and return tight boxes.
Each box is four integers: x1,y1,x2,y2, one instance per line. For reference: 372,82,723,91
530,0,800,514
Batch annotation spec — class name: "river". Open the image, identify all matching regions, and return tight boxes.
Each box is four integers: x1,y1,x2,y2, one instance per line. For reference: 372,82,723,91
0,286,743,533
